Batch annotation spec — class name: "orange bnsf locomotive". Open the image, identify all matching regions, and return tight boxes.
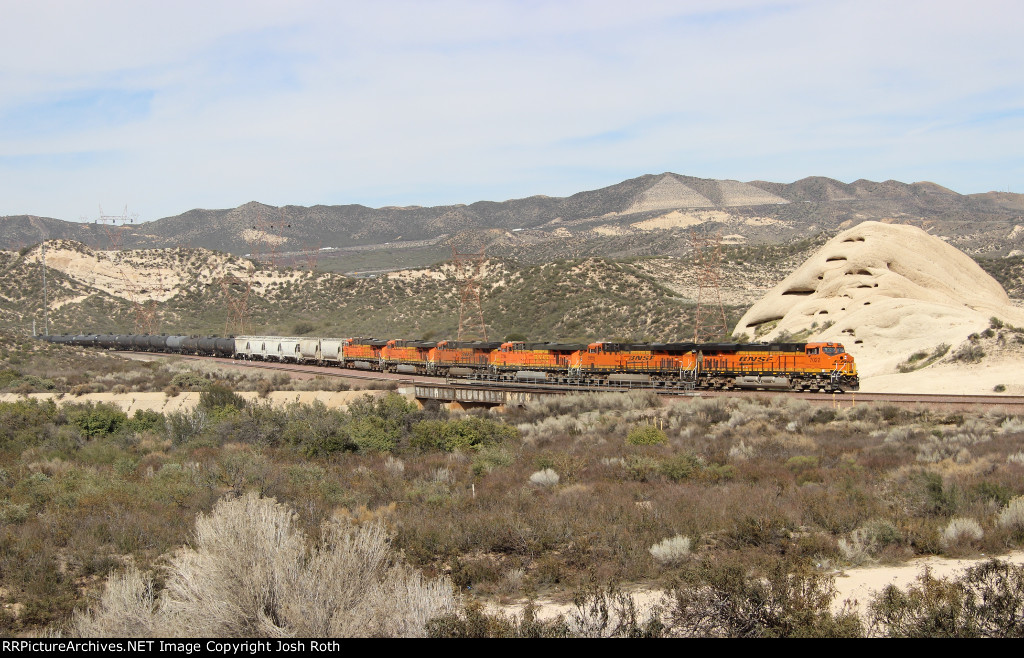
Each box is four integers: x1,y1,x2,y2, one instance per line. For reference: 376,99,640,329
42,334,859,392
422,340,857,392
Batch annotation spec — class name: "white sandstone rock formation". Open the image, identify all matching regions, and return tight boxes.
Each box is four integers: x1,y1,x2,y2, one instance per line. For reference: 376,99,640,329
733,221,1024,380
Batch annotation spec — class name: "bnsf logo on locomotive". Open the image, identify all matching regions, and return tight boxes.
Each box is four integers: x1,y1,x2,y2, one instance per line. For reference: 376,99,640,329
738,356,773,363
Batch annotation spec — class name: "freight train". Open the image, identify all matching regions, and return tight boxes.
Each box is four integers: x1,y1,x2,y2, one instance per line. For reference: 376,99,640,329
39,333,860,392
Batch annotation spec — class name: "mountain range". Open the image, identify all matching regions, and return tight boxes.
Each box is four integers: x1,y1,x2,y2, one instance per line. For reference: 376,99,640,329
2,174,1023,268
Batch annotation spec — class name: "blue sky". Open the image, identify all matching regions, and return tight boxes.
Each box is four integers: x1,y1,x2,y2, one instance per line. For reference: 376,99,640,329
1,0,1021,222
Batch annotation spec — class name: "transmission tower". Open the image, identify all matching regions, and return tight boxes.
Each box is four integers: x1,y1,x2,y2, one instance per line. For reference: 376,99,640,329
300,241,321,272
113,258,168,335
93,205,169,334
451,245,488,341
95,204,137,251
220,215,272,336
690,229,729,343
220,272,252,336
30,217,50,336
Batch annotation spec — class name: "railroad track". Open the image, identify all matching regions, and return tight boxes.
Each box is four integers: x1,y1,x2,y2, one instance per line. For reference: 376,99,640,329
117,351,1024,409
667,390,1024,410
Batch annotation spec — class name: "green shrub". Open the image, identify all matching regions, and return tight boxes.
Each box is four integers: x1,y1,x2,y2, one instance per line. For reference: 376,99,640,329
199,384,247,412
660,452,702,482
0,398,59,444
664,558,863,637
952,343,985,364
870,560,1024,637
786,455,819,471
0,368,20,388
702,463,736,482
15,375,57,392
280,402,354,456
67,402,127,439
0,501,29,524
411,416,519,452
126,409,164,434
427,601,572,638
906,351,928,364
347,417,397,454
169,372,208,391
471,446,513,475
345,393,418,453
164,408,210,446
971,481,1013,507
625,456,661,482
626,424,667,446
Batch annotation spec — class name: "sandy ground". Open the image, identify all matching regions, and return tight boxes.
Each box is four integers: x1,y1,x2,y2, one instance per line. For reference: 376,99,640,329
830,550,1024,616
0,389,395,414
492,550,1024,627
860,358,1024,395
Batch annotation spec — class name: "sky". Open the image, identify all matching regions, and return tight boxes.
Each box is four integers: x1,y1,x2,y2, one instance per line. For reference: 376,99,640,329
1,0,1022,222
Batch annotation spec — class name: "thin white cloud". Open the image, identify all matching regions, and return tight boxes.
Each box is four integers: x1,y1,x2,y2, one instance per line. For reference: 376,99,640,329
1,0,1021,220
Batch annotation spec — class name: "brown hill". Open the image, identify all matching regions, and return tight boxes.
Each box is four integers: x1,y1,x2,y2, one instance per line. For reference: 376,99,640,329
4,174,1022,267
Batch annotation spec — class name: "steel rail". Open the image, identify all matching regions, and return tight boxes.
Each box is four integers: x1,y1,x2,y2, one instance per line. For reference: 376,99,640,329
113,351,1024,408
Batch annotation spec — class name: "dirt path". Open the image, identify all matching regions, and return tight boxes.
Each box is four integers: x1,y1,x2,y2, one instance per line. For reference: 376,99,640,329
490,550,1024,625
831,549,1024,615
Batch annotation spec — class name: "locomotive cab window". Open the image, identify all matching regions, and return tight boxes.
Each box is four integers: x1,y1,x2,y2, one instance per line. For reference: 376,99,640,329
807,347,820,355
823,347,837,355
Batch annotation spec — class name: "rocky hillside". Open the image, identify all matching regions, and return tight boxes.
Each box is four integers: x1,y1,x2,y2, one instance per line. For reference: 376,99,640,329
0,241,746,344
4,174,1023,270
